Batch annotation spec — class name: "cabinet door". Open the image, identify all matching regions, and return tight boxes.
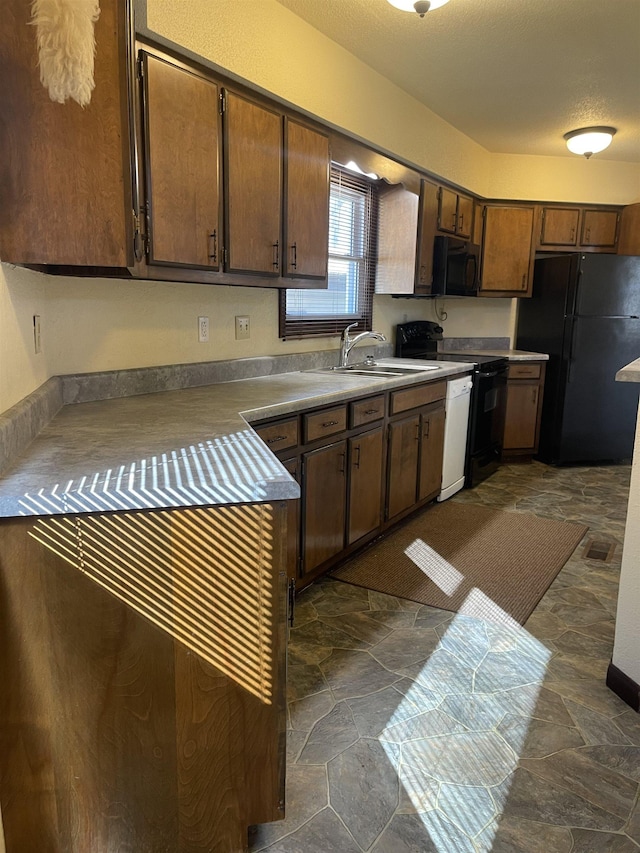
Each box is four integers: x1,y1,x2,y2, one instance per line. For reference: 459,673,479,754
456,195,474,239
481,206,534,294
415,181,439,293
581,209,619,248
284,119,329,279
283,457,300,583
418,404,446,501
617,204,640,256
224,92,282,275
143,54,221,269
503,382,540,450
0,0,131,266
438,187,458,234
348,428,384,545
302,441,346,574
386,416,420,520
539,207,580,246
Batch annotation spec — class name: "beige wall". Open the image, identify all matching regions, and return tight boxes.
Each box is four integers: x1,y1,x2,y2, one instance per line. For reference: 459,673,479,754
2,0,638,414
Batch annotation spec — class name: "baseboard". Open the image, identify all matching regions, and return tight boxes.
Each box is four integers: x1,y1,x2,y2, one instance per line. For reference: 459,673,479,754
606,661,640,711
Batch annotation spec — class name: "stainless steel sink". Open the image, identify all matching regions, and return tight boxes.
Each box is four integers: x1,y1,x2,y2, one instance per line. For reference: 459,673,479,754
306,363,442,377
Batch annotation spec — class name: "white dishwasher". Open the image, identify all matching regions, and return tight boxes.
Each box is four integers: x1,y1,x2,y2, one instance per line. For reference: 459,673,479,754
437,375,473,501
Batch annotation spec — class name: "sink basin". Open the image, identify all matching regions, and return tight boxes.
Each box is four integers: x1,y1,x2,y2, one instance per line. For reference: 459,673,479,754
307,362,442,377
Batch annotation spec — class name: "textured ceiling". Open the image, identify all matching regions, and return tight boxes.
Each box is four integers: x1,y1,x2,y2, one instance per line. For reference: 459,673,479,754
275,0,640,162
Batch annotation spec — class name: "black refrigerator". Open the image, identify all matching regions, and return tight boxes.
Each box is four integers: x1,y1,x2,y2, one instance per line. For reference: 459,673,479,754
516,253,640,464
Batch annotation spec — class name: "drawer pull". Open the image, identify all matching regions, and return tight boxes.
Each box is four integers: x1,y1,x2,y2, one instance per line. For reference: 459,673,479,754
267,435,288,444
322,420,339,428
364,408,379,415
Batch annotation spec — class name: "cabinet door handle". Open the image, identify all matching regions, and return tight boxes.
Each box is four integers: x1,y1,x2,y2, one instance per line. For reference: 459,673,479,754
338,451,346,474
266,435,287,444
290,242,297,270
423,418,430,439
570,228,575,241
353,445,361,469
452,213,457,230
458,213,464,231
522,274,527,289
585,228,591,242
322,420,339,428
208,229,217,263
273,240,280,270
532,388,538,405
415,423,421,441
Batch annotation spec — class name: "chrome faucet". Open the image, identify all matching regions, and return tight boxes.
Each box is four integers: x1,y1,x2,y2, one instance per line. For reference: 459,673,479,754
339,322,387,368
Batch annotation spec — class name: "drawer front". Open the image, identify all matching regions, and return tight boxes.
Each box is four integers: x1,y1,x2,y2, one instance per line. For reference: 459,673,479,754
508,362,542,380
350,395,386,428
304,405,348,442
255,418,299,452
390,381,447,415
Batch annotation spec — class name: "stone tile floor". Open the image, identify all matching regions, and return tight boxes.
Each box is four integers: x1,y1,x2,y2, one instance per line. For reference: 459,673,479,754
249,461,639,852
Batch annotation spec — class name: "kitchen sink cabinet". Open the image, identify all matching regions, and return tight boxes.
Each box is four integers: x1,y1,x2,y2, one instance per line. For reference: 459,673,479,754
140,52,222,269
502,361,546,457
387,414,421,521
480,204,536,296
418,402,446,501
347,428,385,546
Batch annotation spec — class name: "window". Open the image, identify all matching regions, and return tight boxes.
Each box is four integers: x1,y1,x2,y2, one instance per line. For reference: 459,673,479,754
279,165,378,339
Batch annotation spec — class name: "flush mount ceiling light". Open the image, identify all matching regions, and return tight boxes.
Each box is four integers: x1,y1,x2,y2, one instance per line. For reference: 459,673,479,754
387,0,450,17
563,126,617,159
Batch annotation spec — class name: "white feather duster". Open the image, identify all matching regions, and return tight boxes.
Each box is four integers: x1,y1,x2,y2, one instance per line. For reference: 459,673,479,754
30,0,101,107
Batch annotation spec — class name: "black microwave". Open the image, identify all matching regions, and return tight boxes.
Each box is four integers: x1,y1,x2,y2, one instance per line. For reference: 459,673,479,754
431,235,480,296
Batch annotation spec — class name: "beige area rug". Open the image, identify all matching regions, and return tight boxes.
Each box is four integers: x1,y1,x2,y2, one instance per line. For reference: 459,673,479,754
330,503,588,626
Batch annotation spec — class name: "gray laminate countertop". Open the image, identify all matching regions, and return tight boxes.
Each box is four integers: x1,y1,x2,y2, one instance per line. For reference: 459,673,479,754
616,358,640,383
0,359,471,519
440,349,549,362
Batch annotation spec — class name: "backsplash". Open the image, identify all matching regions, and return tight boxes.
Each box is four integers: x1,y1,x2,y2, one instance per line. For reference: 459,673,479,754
439,337,511,351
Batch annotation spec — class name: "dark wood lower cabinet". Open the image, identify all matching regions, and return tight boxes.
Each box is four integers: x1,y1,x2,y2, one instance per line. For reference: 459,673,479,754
348,427,384,545
0,504,287,852
387,415,420,521
418,403,446,501
502,362,546,457
302,440,347,575
283,457,300,582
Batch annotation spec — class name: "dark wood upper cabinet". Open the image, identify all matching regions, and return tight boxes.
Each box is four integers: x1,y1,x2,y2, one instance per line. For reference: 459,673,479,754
142,53,221,269
284,119,330,279
0,0,132,267
539,207,580,246
223,92,283,276
617,203,640,255
437,187,473,238
535,205,620,252
480,205,535,296
415,180,440,294
581,209,619,247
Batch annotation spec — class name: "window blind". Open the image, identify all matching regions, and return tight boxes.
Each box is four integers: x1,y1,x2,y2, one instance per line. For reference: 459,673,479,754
279,165,379,339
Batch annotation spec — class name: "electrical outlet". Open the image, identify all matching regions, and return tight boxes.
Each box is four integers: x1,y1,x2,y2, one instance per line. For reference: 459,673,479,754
33,315,41,354
235,315,250,340
198,316,209,343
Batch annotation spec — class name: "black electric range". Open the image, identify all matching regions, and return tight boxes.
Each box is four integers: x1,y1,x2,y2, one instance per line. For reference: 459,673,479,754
395,322,508,487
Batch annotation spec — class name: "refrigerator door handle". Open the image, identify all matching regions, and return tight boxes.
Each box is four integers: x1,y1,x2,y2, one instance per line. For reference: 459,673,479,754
565,317,575,383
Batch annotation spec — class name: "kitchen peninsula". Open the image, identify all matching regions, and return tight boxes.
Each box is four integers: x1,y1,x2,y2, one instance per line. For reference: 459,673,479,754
0,359,470,853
